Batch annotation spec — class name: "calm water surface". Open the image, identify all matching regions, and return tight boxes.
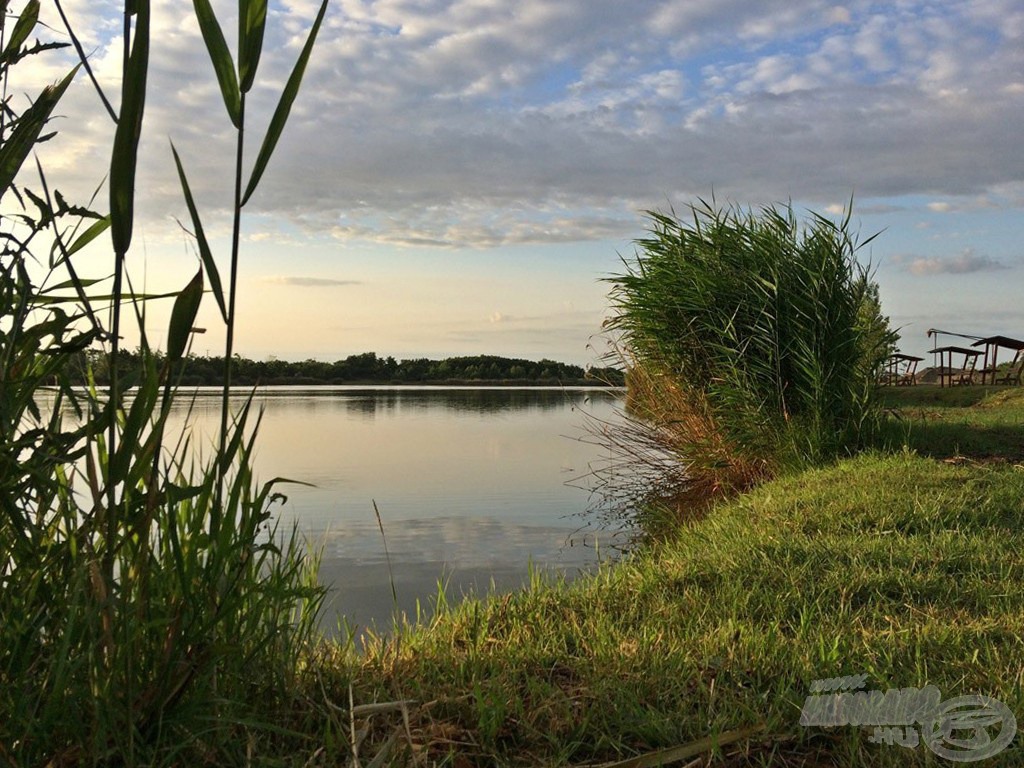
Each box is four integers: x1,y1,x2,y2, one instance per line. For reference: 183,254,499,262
169,387,624,633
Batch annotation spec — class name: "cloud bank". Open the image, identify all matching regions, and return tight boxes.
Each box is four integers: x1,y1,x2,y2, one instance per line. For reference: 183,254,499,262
23,0,1024,249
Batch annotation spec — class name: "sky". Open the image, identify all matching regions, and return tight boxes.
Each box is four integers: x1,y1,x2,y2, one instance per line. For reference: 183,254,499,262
15,0,1024,365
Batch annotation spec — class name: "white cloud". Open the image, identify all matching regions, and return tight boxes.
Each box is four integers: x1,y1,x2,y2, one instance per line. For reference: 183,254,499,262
923,197,1003,214
906,249,1009,276
827,6,852,25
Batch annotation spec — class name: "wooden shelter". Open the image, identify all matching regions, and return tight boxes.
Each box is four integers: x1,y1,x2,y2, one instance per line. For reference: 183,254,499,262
931,346,982,387
881,353,924,386
971,335,1024,385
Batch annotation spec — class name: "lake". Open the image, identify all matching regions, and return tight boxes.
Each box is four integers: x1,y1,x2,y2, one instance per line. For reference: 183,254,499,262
163,386,626,635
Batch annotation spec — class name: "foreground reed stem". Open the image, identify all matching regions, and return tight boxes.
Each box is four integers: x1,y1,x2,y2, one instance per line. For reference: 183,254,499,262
218,92,246,497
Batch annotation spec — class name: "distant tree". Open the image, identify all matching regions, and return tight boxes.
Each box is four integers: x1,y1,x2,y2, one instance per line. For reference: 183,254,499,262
344,352,380,380
72,349,616,386
857,280,898,378
586,366,626,386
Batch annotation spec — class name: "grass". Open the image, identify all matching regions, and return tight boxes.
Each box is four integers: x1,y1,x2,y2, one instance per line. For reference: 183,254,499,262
879,385,1024,461
287,387,1024,767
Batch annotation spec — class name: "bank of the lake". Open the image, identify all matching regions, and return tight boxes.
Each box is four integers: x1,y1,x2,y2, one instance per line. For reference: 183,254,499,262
285,387,1024,766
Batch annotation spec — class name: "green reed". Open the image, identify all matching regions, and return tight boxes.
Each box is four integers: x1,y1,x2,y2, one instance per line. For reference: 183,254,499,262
603,200,895,512
0,2,328,763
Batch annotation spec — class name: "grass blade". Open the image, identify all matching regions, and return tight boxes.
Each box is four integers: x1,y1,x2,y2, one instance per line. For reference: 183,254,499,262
0,67,77,193
373,500,399,607
53,0,118,122
192,0,241,127
108,362,159,485
238,0,267,94
598,724,766,768
241,0,327,205
2,0,39,62
170,141,228,322
166,268,204,362
63,215,111,258
109,0,149,255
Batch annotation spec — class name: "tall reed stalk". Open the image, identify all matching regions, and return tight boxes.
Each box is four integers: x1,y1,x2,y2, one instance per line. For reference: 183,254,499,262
184,0,327,498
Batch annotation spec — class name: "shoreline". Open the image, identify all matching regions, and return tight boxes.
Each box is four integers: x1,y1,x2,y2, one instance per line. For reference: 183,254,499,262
313,385,1024,766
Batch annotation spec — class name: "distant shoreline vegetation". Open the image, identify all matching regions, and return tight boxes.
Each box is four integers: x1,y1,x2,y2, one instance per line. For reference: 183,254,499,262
76,350,626,387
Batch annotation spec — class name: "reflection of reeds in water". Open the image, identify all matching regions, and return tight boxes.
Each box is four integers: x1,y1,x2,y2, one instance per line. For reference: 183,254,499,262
374,499,399,608
577,356,772,535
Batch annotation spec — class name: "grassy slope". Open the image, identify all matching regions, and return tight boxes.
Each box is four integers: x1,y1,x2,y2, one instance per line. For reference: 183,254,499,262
304,388,1024,767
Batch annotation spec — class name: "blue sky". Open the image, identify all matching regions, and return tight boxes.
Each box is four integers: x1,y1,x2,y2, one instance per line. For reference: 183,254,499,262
21,0,1024,364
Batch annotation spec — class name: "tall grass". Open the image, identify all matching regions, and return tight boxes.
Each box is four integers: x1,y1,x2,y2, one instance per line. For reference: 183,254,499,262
601,200,894,518
1,2,328,763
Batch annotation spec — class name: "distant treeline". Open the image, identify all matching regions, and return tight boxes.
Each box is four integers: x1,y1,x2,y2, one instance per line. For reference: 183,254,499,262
76,350,626,387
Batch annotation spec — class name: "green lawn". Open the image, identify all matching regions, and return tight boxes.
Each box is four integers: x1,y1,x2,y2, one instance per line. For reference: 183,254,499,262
290,387,1024,767
879,385,1024,461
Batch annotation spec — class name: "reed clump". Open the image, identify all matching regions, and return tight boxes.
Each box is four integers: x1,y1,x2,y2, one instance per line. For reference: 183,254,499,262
0,1,327,763
602,200,894,518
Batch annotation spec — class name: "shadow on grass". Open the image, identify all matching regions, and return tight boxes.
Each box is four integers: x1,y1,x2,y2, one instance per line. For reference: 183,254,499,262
876,385,1024,461
878,385,1000,408
904,423,1024,461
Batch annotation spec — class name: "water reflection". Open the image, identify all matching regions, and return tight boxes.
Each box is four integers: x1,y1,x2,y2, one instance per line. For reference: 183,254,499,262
173,385,608,417
159,386,624,634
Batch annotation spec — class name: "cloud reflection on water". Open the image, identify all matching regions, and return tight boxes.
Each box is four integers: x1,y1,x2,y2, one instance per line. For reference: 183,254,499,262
161,387,625,632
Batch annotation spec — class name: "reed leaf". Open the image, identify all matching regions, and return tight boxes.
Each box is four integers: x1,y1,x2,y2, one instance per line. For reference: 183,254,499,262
166,268,203,362
27,288,183,304
242,0,328,205
107,363,159,486
109,0,149,255
191,0,241,127
52,0,118,122
63,215,111,258
0,67,77,192
238,0,268,94
171,142,228,322
39,277,104,292
1,0,39,62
